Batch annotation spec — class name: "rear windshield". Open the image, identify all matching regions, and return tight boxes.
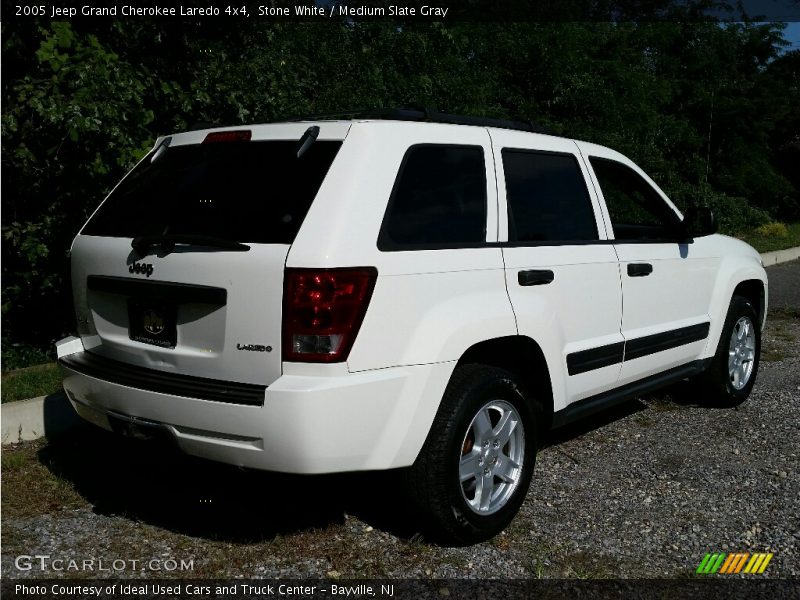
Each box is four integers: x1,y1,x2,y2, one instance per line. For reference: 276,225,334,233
82,140,342,244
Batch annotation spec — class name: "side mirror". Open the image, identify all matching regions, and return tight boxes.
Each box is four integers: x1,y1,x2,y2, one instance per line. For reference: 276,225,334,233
681,206,718,238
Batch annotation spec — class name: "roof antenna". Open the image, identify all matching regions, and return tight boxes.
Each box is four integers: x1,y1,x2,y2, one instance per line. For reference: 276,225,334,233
704,90,714,185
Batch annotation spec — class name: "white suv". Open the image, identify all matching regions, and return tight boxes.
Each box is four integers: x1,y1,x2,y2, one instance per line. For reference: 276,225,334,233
57,110,767,544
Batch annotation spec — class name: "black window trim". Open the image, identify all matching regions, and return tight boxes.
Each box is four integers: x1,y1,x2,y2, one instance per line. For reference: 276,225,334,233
484,237,693,248
587,155,687,245
500,147,603,247
377,143,489,252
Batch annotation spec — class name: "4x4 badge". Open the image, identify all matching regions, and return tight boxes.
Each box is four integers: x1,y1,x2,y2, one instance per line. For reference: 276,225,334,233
129,261,154,277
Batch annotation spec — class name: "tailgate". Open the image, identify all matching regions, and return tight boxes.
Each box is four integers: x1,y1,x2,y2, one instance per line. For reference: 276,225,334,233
69,125,346,387
71,236,289,386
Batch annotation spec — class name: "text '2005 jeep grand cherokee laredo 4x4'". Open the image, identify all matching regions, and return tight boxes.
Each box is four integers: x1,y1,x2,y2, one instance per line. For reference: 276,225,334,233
57,109,767,545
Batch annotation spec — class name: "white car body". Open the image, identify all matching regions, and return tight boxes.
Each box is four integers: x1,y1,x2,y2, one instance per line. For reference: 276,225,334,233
58,118,768,475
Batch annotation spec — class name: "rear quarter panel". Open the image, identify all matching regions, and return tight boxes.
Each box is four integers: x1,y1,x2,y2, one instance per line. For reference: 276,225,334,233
287,122,518,373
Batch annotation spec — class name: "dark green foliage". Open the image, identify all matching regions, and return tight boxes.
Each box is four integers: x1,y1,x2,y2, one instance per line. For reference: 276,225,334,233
2,19,798,365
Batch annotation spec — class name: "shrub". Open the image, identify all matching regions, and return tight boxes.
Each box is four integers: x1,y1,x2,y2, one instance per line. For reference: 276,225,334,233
664,181,772,236
753,222,789,238
1,340,53,371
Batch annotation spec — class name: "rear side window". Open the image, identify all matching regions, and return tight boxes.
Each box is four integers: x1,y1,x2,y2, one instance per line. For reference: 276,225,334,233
502,150,598,242
589,157,680,241
378,145,486,250
82,140,342,244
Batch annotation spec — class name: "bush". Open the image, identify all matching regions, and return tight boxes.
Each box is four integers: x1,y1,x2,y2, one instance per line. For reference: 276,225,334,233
663,181,772,236
2,20,795,368
753,222,789,238
1,340,53,371
703,193,773,236
2,22,158,359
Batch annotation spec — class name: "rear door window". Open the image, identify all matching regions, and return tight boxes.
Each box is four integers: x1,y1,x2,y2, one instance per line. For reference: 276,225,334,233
82,140,342,244
502,150,598,242
379,144,487,249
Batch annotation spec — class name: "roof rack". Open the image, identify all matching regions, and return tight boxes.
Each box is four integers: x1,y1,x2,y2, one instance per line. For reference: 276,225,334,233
285,107,554,135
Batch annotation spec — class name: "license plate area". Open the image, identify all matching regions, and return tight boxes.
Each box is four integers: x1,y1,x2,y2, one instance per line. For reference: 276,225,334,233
128,300,177,348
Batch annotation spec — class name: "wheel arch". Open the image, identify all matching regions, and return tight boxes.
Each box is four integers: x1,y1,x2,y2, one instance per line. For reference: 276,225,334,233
732,279,766,329
456,335,555,431
703,256,768,360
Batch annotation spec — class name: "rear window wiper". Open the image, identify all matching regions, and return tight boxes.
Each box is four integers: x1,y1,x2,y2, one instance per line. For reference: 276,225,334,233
132,234,250,255
296,125,320,158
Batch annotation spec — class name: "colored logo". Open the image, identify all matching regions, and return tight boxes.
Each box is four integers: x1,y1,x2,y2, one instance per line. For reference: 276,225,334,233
696,552,773,574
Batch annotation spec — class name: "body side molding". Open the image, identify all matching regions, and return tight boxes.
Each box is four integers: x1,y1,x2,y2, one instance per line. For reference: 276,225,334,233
566,322,710,376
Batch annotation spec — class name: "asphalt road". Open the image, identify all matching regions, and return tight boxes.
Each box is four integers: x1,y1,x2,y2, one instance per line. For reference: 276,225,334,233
767,259,800,313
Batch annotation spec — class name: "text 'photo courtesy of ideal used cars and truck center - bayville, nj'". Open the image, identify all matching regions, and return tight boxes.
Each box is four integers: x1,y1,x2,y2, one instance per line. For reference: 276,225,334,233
1,1,799,599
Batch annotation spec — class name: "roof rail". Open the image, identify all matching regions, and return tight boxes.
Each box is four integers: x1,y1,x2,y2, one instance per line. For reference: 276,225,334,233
285,108,554,135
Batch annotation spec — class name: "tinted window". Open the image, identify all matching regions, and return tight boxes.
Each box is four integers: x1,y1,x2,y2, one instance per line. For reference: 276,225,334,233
82,140,342,244
379,145,486,249
502,150,598,242
589,158,680,241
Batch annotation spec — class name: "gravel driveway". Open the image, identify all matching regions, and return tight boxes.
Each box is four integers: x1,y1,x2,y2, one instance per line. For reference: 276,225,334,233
2,262,798,580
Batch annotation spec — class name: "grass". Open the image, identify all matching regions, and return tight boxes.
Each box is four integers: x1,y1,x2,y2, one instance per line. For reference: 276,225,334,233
647,397,681,412
524,539,561,578
1,440,85,519
558,550,618,579
771,306,800,320
760,310,798,362
761,349,786,363
1,362,63,403
772,328,797,342
633,414,656,428
737,222,800,253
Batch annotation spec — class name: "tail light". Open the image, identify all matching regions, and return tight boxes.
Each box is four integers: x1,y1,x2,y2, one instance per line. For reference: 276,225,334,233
282,268,377,363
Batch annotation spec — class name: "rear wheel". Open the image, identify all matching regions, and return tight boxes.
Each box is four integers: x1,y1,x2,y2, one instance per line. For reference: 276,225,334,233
699,295,761,406
404,364,539,545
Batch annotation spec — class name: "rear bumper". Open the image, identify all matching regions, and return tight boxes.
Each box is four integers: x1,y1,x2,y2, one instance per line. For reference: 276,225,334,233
57,339,453,474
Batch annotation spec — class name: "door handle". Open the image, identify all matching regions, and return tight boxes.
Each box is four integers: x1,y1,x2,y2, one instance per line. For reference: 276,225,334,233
627,263,653,277
518,269,554,286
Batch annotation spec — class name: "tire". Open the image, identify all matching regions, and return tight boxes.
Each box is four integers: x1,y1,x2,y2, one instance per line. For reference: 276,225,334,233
699,295,761,407
404,364,540,545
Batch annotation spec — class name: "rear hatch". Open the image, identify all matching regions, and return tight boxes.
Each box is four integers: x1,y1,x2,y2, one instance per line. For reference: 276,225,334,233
70,123,348,386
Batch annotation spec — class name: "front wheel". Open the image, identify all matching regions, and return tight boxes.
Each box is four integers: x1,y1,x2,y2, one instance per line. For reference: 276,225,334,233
699,295,761,407
404,364,539,545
